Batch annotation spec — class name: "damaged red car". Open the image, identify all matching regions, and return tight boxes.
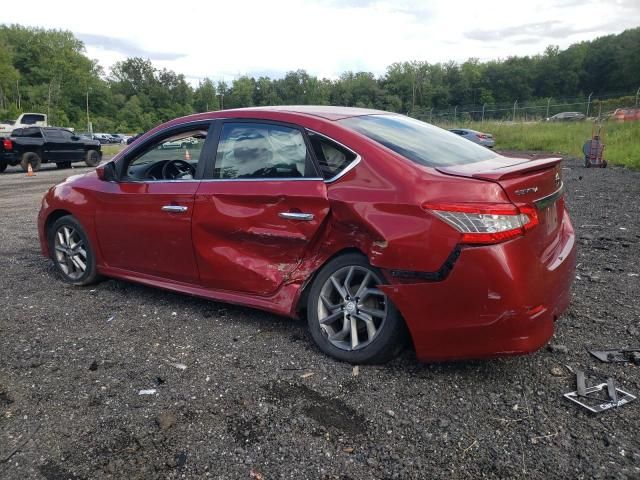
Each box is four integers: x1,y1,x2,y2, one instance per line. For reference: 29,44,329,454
38,107,576,363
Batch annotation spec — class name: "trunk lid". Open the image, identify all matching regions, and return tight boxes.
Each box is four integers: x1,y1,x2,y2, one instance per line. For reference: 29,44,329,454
437,155,565,248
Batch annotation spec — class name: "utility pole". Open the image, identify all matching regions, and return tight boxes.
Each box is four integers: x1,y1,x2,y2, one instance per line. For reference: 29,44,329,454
586,92,593,117
481,103,486,124
86,89,91,134
513,100,518,122
429,107,433,124
546,97,551,119
453,105,457,124
636,86,640,107
16,79,21,110
47,81,53,123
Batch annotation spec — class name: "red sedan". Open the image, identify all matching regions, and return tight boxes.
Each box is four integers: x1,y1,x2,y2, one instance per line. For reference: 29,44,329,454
38,107,576,363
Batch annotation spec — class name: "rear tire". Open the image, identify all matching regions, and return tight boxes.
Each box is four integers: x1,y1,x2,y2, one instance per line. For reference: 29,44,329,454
48,215,99,286
0,159,7,173
306,253,407,364
20,151,42,172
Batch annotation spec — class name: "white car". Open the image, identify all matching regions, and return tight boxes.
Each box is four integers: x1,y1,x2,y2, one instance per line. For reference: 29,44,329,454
161,137,199,149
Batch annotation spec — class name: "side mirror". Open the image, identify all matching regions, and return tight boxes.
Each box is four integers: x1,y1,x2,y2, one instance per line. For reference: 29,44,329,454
71,135,80,141
96,161,116,181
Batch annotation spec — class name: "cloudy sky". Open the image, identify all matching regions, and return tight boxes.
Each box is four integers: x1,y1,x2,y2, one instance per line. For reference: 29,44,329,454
3,0,639,83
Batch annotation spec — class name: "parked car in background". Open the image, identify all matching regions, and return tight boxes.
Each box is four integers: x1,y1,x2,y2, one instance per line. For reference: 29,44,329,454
546,112,586,122
0,126,101,172
38,106,576,364
93,133,116,144
449,128,495,148
161,136,199,149
126,134,141,145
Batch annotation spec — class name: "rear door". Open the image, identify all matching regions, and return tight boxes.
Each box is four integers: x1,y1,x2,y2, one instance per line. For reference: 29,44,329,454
193,120,330,295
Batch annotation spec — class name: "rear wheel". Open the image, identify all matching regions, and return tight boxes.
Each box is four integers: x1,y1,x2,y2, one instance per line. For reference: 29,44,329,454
0,159,7,173
20,151,41,172
48,216,99,286
306,253,406,364
85,149,100,167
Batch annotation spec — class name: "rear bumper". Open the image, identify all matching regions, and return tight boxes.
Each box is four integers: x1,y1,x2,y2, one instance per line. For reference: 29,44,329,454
381,209,576,362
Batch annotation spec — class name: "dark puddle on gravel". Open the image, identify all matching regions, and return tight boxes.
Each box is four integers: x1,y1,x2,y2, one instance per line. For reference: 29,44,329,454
262,381,366,435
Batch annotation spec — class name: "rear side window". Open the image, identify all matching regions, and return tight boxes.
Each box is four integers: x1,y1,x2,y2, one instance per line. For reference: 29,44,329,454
339,115,496,167
307,132,357,180
21,114,46,125
15,127,42,138
214,123,317,179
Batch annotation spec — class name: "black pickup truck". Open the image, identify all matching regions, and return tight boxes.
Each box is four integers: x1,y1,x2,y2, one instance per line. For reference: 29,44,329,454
0,127,102,173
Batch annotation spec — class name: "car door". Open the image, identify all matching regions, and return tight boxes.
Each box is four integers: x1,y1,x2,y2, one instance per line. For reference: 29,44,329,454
93,121,214,283
192,120,330,296
42,129,67,161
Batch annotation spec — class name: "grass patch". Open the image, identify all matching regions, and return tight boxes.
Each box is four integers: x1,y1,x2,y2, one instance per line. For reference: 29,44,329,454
101,144,126,156
439,121,640,169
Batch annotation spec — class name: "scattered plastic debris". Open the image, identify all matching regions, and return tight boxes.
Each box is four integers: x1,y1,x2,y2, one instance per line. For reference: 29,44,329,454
300,372,314,379
107,315,115,322
564,371,636,413
588,348,640,364
138,389,157,395
170,362,187,370
352,365,360,376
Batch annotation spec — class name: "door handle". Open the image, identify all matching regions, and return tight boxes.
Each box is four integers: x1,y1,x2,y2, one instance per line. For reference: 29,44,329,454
278,212,314,221
161,205,188,213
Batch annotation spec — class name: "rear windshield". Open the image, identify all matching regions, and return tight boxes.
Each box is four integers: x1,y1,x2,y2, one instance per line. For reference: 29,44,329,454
339,114,496,167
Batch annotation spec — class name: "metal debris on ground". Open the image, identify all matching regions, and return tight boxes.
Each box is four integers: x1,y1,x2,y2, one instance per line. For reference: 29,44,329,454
564,371,636,413
588,348,640,365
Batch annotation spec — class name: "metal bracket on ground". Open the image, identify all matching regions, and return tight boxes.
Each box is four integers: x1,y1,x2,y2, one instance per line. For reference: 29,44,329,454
564,371,636,413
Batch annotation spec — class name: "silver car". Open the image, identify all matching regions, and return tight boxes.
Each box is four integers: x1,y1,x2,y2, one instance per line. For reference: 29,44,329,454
449,128,495,148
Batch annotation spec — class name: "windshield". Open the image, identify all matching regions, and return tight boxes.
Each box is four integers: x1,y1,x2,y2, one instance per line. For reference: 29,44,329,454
339,114,497,167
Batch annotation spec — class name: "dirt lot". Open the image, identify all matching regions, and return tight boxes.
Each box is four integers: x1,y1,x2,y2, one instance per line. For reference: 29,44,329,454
1,157,639,479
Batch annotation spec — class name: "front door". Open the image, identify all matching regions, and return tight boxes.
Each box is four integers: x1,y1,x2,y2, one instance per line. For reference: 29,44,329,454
94,123,213,283
193,121,330,295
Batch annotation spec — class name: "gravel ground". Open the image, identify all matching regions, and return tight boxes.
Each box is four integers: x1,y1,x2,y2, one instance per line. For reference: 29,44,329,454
1,157,639,479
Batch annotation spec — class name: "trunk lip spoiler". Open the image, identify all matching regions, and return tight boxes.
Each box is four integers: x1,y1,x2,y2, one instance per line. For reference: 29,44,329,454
533,183,564,210
436,156,563,181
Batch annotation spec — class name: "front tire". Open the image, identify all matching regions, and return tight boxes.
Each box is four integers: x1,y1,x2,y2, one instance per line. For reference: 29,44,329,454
306,253,406,364
48,216,99,286
20,151,42,172
85,149,100,167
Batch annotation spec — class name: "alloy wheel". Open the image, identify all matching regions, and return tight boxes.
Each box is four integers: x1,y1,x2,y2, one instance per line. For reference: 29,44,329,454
317,265,388,351
54,225,88,281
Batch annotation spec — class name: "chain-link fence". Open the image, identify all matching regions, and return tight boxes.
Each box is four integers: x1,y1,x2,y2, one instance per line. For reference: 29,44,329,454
412,88,640,126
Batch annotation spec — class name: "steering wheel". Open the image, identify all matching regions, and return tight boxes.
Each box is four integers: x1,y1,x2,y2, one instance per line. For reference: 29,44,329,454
162,159,195,180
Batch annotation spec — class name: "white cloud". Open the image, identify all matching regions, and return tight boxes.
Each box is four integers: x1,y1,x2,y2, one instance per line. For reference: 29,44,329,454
2,0,638,83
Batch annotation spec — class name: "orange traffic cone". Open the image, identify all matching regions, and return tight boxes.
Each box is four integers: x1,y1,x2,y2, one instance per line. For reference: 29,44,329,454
26,163,35,177
184,149,191,161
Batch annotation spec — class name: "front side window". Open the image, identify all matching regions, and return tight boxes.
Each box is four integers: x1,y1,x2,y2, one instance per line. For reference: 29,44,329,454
125,128,208,181
214,123,316,179
339,114,496,167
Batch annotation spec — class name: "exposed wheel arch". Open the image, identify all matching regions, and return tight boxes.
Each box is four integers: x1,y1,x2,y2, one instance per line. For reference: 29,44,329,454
295,247,367,318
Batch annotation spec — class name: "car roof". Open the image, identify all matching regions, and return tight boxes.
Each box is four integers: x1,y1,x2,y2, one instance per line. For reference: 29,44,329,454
213,105,388,121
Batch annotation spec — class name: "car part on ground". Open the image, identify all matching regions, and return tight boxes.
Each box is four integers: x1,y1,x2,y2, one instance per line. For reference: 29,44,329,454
588,348,640,364
564,371,636,413
37,106,576,363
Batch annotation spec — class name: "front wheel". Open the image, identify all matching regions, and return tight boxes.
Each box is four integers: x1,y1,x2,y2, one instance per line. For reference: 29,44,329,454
48,215,99,286
85,149,100,167
306,253,406,364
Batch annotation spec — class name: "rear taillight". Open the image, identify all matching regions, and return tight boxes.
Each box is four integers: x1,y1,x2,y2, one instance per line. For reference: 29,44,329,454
423,203,539,245
2,138,12,150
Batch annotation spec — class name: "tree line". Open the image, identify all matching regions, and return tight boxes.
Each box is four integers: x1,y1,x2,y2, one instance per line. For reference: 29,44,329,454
0,24,638,132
